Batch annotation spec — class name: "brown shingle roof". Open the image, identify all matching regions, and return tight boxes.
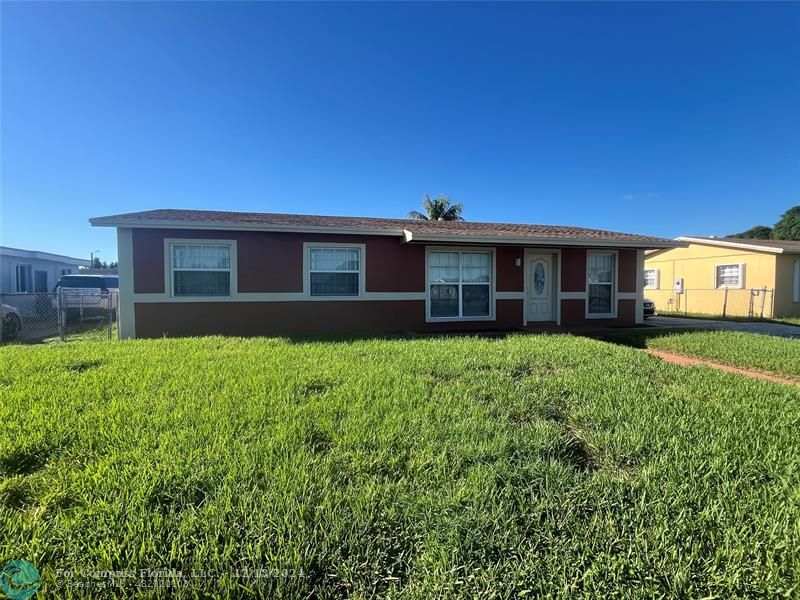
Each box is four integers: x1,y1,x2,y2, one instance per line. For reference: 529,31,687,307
90,208,681,248
677,236,800,254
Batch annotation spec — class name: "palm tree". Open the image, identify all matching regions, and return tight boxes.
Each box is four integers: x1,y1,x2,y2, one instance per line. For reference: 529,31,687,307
407,195,464,221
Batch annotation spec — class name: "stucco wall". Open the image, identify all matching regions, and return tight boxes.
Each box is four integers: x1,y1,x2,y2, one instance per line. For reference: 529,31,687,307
644,243,778,316
125,228,642,337
774,254,800,317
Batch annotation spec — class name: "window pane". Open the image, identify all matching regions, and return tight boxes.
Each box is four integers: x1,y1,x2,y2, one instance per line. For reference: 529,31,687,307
461,253,490,283
429,252,459,283
644,270,656,288
34,271,48,293
717,265,740,287
588,253,614,283
174,271,230,296
310,248,359,271
430,284,459,317
172,244,230,270
588,284,612,314
310,272,359,296
16,266,30,293
462,285,490,316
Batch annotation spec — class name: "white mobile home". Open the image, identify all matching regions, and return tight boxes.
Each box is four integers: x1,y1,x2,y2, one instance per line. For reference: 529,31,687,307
0,246,90,294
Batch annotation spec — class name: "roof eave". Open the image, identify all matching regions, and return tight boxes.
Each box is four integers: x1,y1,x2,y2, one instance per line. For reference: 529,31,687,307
403,230,683,249
675,236,786,254
89,218,405,237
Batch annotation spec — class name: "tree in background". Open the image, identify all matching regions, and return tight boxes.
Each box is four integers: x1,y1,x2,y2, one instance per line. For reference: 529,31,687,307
727,205,800,241
771,205,800,240
407,195,464,221
727,225,773,239
90,258,119,270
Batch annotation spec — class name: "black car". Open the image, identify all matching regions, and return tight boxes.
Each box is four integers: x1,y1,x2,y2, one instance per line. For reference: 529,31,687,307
643,298,656,318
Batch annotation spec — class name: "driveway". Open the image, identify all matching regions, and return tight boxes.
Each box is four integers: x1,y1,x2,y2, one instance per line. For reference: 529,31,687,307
646,316,800,339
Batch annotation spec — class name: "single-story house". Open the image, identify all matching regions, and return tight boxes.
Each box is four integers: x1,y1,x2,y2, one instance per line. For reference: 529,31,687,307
0,246,90,295
644,236,800,317
90,209,681,339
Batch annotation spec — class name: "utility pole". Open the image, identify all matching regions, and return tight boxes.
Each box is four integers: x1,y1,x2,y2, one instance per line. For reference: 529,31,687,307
90,250,100,269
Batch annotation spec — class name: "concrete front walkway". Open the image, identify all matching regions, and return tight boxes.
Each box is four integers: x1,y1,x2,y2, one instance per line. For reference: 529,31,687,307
645,316,800,339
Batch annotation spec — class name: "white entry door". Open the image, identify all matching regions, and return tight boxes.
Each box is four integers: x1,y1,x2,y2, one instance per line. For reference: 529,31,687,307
527,254,554,322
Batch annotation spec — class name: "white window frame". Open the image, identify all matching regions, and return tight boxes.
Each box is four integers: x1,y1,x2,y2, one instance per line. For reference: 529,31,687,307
14,264,32,293
585,250,618,319
164,239,237,298
714,263,745,289
425,247,496,323
302,243,366,298
643,268,659,290
59,267,72,277
793,260,800,303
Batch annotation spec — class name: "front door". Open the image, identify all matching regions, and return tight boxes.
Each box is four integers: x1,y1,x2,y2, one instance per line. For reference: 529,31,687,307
527,254,554,322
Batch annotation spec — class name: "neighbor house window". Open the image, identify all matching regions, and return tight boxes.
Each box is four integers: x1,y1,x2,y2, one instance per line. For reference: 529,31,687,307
794,261,800,303
34,270,48,293
170,243,232,296
643,268,659,290
715,264,743,288
587,252,616,316
428,250,492,319
308,247,361,296
59,268,72,277
15,265,31,293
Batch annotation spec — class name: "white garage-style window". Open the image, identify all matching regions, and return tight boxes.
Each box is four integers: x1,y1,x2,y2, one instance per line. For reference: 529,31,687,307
714,263,744,289
427,249,493,320
305,245,364,297
643,268,659,290
168,241,235,297
587,251,617,318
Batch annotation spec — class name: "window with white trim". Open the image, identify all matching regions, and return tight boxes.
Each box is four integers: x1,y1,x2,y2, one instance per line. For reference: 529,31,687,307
715,264,743,288
643,268,659,289
170,243,232,296
15,265,32,293
59,268,72,277
428,250,492,319
308,247,361,296
587,252,616,316
794,260,800,303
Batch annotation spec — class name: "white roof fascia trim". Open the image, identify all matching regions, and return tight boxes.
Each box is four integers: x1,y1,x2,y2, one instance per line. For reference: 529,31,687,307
676,236,785,254
89,219,405,237
89,220,682,249
0,247,91,265
405,232,683,249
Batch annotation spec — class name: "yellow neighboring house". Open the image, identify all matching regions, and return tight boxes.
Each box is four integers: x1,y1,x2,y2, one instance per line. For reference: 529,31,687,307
644,237,800,318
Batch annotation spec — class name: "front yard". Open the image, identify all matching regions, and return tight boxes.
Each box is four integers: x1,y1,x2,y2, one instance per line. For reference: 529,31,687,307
1,334,799,597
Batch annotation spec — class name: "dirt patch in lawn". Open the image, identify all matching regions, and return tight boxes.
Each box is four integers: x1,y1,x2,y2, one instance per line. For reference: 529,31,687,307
644,349,800,388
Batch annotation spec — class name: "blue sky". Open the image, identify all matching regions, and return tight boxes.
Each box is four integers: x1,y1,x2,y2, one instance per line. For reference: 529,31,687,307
2,2,799,262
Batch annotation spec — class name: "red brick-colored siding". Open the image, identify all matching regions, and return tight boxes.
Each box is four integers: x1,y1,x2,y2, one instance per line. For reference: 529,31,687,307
134,299,524,338
129,227,641,336
618,249,637,293
560,298,636,326
496,246,524,292
561,248,586,292
132,229,425,294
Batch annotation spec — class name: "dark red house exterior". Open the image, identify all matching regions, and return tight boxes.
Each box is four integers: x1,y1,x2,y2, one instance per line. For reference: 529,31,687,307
90,209,680,339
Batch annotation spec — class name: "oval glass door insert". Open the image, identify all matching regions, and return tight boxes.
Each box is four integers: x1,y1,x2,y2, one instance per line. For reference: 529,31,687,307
534,263,545,295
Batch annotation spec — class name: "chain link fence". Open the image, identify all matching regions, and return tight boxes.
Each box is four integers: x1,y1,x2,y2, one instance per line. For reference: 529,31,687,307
1,291,118,345
645,287,775,319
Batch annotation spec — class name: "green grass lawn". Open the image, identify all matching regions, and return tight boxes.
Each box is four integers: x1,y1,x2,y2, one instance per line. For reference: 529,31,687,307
657,310,800,327
639,330,800,379
2,335,799,597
